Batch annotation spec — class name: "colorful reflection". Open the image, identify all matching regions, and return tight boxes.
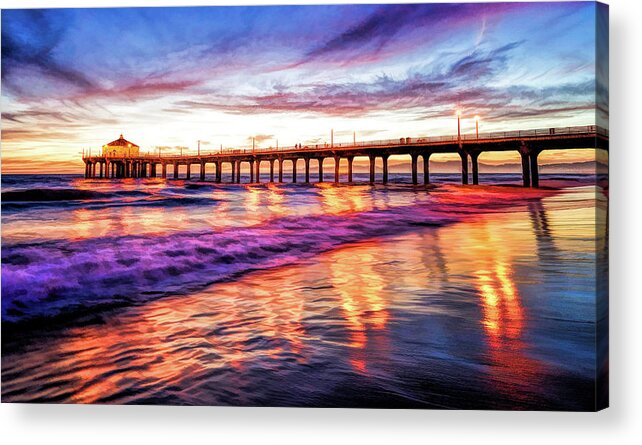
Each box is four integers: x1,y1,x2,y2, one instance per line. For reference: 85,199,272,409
264,183,288,216
318,184,371,215
476,260,524,341
2,182,601,408
328,245,389,374
37,269,308,404
434,209,549,399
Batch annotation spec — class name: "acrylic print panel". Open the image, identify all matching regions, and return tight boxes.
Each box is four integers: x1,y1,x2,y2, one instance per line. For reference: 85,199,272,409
0,2,608,410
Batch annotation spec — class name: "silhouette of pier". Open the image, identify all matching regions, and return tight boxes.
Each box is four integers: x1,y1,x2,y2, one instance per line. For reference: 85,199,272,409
82,125,608,187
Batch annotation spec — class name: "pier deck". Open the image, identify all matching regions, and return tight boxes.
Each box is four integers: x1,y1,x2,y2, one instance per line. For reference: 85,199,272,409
83,125,608,187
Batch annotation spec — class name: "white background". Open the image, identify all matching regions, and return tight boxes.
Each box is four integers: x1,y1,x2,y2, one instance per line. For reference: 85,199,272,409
1,0,640,443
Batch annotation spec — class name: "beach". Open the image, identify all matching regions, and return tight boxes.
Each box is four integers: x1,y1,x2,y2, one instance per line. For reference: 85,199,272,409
1,173,606,409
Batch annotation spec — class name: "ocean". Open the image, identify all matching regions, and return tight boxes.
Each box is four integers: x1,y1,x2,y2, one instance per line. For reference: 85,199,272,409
1,173,606,409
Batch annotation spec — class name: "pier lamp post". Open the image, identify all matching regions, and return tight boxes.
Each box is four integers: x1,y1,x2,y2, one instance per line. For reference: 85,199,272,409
456,110,461,141
198,140,201,156
475,115,480,139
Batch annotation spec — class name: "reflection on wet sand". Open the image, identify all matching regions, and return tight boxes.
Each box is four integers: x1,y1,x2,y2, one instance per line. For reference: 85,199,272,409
435,205,557,400
318,184,371,215
70,205,198,240
10,271,309,405
264,183,287,216
465,190,597,403
329,247,389,374
474,257,546,403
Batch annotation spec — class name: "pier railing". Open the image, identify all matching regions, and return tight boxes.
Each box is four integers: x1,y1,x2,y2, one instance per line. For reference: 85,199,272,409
84,125,607,160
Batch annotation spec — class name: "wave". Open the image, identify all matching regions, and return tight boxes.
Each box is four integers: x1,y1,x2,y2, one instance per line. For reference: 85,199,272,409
2,188,110,202
1,187,222,212
1,206,455,325
1,185,558,326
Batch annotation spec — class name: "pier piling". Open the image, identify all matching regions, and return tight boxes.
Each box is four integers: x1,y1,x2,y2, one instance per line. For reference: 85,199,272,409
530,151,540,188
411,154,418,185
470,152,479,185
382,155,389,184
423,154,431,184
459,152,469,185
369,155,376,184
81,125,605,188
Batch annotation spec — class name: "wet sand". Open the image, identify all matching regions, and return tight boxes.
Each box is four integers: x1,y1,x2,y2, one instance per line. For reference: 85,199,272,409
2,180,605,409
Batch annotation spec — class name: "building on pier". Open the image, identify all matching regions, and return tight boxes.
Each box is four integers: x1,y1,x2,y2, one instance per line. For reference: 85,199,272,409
102,134,140,157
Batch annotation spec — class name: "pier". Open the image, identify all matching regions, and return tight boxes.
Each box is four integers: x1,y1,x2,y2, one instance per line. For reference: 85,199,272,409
82,125,608,187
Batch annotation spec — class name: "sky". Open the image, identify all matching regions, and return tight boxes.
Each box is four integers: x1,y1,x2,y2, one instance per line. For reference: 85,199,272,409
1,2,603,173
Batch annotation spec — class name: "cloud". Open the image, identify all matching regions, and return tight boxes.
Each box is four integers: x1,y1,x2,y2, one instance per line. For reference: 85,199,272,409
1,10,95,96
303,5,417,60
169,42,546,120
294,3,517,67
2,9,209,103
2,110,75,124
1,127,83,143
153,145,191,156
224,40,593,125
98,79,203,101
485,104,596,121
247,134,275,144
448,41,524,80
1,158,83,174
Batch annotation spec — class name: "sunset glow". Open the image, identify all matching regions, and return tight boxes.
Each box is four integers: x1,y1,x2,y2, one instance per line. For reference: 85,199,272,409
1,3,601,173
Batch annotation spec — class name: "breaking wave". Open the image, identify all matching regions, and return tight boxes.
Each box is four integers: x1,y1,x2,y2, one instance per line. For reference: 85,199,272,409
2,188,110,202
1,187,222,212
1,205,455,324
1,183,559,326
